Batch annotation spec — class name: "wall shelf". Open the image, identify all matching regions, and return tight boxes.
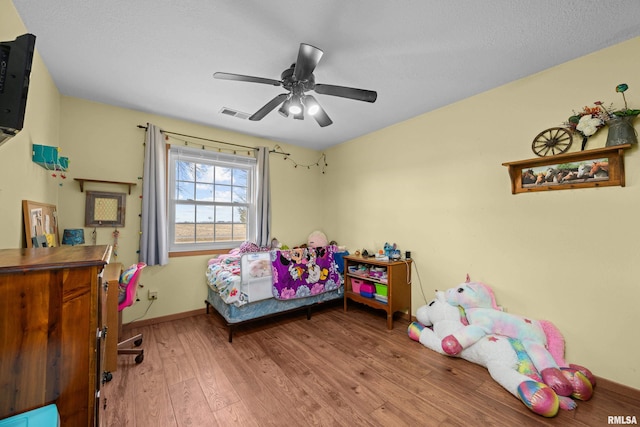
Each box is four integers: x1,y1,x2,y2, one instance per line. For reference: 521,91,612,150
502,144,631,194
74,178,137,195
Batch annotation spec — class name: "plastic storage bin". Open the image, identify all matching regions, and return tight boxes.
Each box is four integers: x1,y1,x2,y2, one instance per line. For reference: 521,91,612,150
374,283,388,297
0,404,60,427
351,278,363,293
360,283,375,298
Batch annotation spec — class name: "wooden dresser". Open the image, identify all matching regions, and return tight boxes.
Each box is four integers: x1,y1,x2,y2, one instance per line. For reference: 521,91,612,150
0,245,112,426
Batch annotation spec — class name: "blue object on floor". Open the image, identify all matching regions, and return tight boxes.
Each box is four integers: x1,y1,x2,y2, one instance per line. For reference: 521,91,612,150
0,404,60,427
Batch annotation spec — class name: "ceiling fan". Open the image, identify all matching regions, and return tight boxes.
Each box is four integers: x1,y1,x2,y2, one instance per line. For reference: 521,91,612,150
214,43,377,127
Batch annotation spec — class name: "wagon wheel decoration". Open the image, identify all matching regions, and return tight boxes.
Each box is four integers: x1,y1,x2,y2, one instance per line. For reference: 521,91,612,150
531,127,573,157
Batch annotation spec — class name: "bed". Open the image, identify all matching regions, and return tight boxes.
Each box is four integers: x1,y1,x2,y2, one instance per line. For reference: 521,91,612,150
205,244,346,342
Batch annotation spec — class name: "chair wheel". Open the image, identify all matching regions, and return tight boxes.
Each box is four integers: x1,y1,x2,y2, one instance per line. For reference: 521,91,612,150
134,338,143,347
135,353,144,364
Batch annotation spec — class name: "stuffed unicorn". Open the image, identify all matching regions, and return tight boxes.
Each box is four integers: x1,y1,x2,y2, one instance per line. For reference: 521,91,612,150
408,291,580,417
440,277,594,400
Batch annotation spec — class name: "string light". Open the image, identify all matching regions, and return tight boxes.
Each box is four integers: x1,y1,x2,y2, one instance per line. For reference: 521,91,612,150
164,136,329,173
274,145,328,174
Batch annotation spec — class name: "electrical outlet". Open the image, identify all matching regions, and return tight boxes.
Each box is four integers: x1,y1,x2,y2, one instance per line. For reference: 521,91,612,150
148,290,158,300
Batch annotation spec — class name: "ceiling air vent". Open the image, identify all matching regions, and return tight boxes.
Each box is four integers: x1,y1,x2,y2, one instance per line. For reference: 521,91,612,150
219,107,251,120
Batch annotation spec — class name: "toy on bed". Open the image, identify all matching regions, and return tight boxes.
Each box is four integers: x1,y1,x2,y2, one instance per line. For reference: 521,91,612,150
439,277,594,401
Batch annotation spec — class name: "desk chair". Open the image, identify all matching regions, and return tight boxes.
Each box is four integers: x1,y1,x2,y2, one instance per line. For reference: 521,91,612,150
117,262,147,364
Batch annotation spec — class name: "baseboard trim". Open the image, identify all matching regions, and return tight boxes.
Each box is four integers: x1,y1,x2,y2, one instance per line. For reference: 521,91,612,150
122,308,206,331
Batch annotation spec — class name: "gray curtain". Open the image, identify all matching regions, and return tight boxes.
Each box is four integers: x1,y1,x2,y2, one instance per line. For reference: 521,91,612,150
139,123,169,265
256,146,271,247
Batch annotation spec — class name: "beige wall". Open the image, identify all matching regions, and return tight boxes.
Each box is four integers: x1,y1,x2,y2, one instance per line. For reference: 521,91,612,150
324,37,640,389
0,0,62,247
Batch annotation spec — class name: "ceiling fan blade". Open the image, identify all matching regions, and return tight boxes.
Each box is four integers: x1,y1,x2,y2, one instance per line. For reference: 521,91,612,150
214,72,281,86
314,84,377,103
305,95,333,127
249,93,289,121
293,43,323,82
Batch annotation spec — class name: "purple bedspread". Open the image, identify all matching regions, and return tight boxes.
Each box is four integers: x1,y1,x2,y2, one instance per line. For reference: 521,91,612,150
270,245,341,300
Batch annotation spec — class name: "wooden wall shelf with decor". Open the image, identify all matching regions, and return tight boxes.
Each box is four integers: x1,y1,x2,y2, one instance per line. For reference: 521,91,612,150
74,178,137,194
502,144,631,194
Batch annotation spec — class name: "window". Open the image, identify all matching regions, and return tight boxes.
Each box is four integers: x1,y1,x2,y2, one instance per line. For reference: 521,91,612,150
168,146,257,252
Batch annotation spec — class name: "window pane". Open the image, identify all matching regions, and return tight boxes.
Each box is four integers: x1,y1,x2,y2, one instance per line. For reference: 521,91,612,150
232,224,247,240
214,184,232,202
174,223,195,243
233,169,248,186
215,206,232,222
176,161,195,181
195,183,214,201
233,206,247,223
214,223,233,241
175,204,195,223
197,205,215,223
232,186,247,203
176,181,194,200
195,224,214,242
196,164,214,183
215,166,232,185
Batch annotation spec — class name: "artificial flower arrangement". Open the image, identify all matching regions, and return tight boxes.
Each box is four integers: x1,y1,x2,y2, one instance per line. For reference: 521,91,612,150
565,84,638,149
607,83,640,117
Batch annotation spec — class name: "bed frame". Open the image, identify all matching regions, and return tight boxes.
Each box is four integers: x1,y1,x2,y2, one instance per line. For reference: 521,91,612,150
205,285,343,342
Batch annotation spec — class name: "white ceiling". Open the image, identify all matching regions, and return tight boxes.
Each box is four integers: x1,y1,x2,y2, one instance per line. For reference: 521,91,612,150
11,0,640,151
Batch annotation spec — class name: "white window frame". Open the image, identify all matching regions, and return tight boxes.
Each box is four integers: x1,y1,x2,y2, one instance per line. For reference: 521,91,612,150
167,146,257,252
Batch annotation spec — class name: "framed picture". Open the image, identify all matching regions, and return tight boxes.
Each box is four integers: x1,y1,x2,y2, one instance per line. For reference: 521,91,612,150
22,200,59,248
502,144,630,194
85,191,126,227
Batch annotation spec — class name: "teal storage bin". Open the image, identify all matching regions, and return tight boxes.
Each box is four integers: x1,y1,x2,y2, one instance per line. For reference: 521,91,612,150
0,404,60,426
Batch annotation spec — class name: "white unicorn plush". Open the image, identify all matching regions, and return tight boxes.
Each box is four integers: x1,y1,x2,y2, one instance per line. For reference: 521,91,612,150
408,291,589,417
440,279,594,401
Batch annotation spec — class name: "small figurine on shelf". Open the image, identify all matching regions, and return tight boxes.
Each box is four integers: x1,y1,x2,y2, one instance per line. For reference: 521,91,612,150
376,249,389,262
384,242,402,261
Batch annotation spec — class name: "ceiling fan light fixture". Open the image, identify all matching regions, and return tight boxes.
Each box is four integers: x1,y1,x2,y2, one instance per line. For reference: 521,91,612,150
214,43,377,124
288,95,303,115
278,100,290,117
305,97,320,116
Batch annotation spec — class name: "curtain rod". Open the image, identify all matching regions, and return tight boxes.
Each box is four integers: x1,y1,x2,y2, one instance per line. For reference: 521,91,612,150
137,125,290,155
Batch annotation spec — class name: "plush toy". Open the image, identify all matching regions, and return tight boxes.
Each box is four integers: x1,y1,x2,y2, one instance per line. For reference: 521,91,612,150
307,230,328,248
270,237,282,249
409,292,569,417
441,278,594,400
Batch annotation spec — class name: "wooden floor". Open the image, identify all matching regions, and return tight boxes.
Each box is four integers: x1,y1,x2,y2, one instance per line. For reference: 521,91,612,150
104,302,640,426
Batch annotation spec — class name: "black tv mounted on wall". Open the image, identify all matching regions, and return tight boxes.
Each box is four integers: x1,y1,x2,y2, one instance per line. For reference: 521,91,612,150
0,33,36,146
